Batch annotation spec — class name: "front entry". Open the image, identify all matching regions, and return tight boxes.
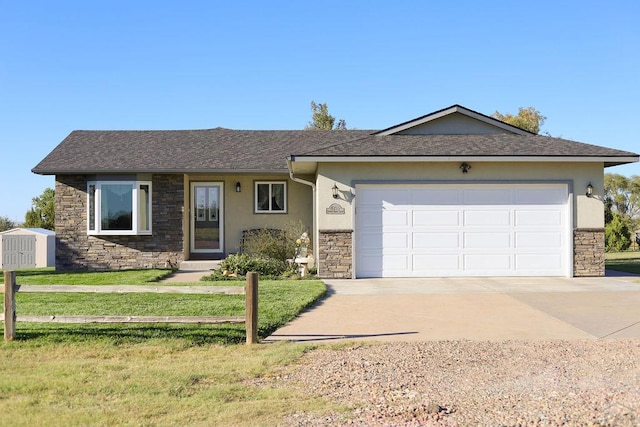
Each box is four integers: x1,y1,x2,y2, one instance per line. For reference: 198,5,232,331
190,182,224,255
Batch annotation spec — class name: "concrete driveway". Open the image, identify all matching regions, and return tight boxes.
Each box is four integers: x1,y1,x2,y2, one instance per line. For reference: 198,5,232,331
265,272,640,343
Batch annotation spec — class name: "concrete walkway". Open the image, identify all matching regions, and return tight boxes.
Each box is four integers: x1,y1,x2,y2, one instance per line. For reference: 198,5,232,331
265,272,640,343
158,270,214,283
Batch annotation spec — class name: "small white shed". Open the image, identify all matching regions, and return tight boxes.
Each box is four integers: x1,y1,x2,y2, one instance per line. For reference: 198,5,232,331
0,228,55,269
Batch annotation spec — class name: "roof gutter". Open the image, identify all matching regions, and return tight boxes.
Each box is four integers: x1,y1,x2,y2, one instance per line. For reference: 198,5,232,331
287,158,318,271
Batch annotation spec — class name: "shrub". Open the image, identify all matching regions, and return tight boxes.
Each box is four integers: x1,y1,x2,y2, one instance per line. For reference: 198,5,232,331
605,212,632,252
220,253,290,277
241,222,310,262
241,229,295,262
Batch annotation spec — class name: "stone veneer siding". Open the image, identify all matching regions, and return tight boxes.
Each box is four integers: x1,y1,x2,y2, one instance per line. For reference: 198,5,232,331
573,228,605,277
318,230,353,279
55,174,185,271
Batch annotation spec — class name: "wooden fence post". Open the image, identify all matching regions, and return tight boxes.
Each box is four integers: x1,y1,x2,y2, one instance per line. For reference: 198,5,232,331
245,272,258,344
4,270,16,341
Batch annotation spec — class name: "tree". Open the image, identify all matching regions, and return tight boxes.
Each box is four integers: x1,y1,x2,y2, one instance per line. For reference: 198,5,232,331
491,106,546,134
604,173,640,251
0,216,15,232
605,212,632,252
24,187,55,230
604,173,640,220
305,101,347,130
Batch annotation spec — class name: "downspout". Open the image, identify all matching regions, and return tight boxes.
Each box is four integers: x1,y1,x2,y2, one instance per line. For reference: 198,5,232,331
286,158,318,270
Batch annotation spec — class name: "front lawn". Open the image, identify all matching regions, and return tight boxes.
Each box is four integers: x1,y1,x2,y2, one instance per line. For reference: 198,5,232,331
1,269,326,345
0,341,332,426
0,269,332,425
1,268,172,285
605,251,640,275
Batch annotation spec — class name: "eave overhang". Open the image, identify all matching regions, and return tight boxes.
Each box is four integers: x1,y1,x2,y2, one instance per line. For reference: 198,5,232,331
31,168,289,176
288,155,639,169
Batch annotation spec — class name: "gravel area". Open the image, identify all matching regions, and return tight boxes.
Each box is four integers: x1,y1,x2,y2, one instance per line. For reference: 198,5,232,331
270,340,640,426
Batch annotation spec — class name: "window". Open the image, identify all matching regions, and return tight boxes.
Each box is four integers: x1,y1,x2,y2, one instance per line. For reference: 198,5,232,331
87,181,152,235
255,181,287,213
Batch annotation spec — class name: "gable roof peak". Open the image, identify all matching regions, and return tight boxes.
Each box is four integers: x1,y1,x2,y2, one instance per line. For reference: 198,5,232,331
374,104,535,136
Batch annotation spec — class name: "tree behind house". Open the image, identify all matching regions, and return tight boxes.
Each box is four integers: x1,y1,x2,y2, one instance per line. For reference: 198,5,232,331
24,187,55,230
305,101,347,130
491,106,546,134
0,216,15,232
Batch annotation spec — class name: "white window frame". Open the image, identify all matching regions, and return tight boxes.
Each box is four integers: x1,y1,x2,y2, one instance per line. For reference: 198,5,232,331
254,181,287,214
87,180,152,235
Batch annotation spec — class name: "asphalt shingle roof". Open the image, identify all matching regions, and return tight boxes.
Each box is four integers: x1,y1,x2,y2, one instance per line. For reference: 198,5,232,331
295,134,638,159
32,129,373,174
33,128,638,175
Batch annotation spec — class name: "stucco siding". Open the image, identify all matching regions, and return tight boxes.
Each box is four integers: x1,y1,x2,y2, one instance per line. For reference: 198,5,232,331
397,113,511,135
316,161,604,231
183,174,313,256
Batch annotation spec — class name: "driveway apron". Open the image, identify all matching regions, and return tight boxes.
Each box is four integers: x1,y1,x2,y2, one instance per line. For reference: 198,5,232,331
265,273,640,343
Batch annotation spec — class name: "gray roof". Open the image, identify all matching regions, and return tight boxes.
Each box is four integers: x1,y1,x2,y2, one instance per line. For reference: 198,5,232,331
294,134,638,161
32,128,373,174
33,127,638,175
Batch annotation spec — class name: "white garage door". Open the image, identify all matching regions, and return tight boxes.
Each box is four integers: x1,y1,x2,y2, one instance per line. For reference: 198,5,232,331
355,183,570,278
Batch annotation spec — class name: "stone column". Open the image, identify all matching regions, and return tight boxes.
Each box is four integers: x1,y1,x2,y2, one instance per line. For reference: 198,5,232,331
573,228,605,277
318,230,353,279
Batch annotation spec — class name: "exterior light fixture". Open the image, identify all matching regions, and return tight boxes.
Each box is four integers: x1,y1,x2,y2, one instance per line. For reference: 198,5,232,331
460,162,471,173
236,182,241,192
332,183,339,199
586,183,593,198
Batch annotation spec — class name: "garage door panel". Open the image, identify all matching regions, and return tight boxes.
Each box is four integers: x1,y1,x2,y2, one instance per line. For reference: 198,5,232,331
414,232,459,249
357,232,383,249
414,254,460,270
384,232,409,249
516,253,563,270
516,188,566,204
357,209,383,225
464,210,511,226
464,232,511,249
383,210,409,226
516,232,562,248
516,210,562,226
382,254,409,273
355,184,569,278
464,253,512,270
463,189,512,204
358,188,409,205
412,189,459,205
413,210,460,226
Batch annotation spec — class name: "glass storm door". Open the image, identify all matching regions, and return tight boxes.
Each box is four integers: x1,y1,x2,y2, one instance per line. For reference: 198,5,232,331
190,182,224,254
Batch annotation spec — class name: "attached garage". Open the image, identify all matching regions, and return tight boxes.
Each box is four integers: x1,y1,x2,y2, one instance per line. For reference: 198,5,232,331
355,183,570,278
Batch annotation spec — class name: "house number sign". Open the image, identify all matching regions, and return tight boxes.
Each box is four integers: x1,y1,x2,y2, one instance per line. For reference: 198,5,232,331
326,203,345,215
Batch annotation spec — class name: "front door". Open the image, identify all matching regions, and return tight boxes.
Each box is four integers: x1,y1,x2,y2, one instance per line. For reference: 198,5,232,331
190,182,224,254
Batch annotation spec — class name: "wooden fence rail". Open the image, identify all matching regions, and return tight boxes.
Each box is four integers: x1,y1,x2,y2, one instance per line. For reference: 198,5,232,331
2,270,259,344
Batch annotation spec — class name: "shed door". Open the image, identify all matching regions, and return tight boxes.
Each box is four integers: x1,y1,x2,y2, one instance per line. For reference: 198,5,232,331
2,235,37,269
355,183,570,278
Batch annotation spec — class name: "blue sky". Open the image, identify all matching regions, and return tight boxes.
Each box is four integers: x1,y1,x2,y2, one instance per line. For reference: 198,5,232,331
1,1,638,222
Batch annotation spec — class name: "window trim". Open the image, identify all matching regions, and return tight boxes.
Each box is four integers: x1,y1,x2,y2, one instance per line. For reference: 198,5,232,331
87,180,153,235
254,181,287,214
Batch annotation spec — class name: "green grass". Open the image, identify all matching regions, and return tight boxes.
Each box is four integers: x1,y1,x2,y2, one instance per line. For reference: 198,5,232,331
0,269,334,425
605,251,640,275
1,269,327,345
1,267,173,285
0,341,335,426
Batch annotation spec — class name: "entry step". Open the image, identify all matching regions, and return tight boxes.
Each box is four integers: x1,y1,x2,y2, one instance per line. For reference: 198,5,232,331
179,260,221,271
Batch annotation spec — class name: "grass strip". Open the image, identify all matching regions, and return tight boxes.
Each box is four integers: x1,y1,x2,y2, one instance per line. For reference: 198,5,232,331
0,341,331,426
605,251,640,275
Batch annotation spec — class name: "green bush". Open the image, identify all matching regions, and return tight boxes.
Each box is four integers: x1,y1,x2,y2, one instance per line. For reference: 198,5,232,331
220,253,290,277
241,228,296,262
605,212,632,252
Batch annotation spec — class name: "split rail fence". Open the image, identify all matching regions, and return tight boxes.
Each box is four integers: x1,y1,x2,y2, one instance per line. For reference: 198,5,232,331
2,270,258,344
